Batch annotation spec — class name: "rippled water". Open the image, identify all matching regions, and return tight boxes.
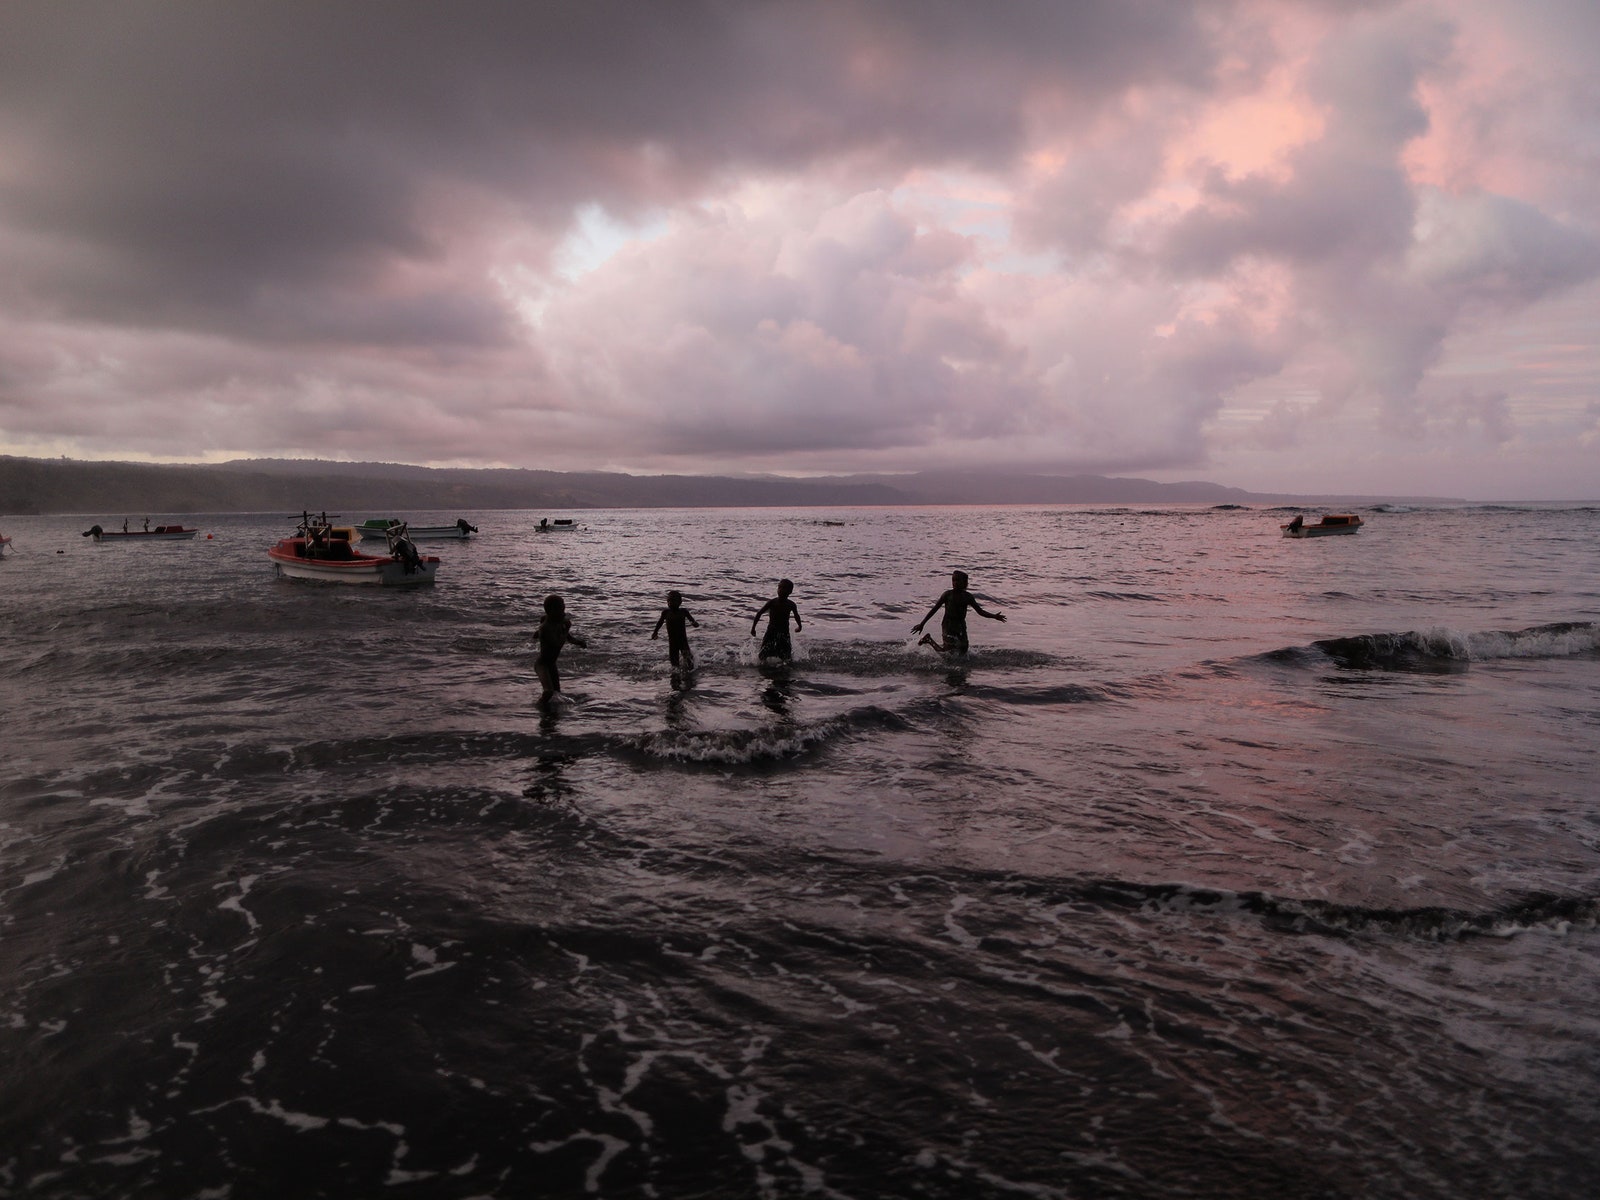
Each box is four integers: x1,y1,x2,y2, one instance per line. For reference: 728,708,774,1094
2,504,1598,1199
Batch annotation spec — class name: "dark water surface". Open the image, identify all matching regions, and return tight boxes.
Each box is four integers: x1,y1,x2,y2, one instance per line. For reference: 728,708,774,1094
2,504,1598,1198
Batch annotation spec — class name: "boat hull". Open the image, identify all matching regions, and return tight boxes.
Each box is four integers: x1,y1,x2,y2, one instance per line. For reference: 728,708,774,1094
355,522,477,541
268,541,439,586
1282,514,1364,538
90,528,199,541
408,528,473,541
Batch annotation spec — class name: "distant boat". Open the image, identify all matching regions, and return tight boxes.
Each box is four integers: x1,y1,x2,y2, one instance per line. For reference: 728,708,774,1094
536,518,578,532
1281,513,1363,538
82,523,199,542
270,512,439,586
355,517,479,541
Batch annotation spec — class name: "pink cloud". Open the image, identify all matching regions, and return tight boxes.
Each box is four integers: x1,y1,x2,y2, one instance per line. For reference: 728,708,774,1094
0,1,1596,497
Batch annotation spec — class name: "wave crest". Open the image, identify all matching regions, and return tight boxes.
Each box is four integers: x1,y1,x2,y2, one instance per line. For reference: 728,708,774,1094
628,706,908,765
1308,622,1600,670
1079,880,1599,941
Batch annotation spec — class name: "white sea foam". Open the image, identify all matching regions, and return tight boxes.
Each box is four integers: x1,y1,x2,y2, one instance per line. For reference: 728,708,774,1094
630,719,847,764
1465,622,1600,660
216,874,259,931
405,942,458,979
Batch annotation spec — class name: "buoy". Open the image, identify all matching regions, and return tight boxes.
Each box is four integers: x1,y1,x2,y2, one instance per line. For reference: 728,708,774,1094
207,534,214,539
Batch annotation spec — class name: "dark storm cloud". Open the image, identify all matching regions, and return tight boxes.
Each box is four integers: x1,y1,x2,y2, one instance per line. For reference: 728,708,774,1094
0,0,1214,343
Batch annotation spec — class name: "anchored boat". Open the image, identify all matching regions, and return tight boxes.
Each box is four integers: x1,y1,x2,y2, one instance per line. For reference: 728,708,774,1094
82,522,199,542
355,517,479,542
1281,513,1364,538
269,512,439,586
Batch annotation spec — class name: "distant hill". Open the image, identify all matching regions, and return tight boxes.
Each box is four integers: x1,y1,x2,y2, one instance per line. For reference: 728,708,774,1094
0,455,1462,515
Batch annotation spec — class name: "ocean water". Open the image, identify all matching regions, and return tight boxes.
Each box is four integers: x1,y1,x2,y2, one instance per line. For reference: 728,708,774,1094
1,503,1598,1200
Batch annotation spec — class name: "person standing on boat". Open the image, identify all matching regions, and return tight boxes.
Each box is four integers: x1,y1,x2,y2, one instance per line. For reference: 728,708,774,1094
652,590,700,671
535,594,586,704
913,570,1005,654
751,579,802,662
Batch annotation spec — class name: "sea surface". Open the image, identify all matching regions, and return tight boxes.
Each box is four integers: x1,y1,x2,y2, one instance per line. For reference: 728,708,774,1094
1,503,1598,1200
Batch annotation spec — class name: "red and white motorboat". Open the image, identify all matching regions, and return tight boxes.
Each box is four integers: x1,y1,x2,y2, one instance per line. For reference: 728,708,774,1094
82,522,199,541
269,512,439,586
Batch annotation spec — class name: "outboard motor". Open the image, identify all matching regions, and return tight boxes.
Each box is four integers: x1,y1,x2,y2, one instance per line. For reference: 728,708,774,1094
456,518,479,534
82,525,103,538
387,525,424,574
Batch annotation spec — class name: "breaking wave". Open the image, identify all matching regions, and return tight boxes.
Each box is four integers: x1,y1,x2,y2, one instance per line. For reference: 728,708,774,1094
626,706,911,765
1257,621,1600,672
1058,879,1600,941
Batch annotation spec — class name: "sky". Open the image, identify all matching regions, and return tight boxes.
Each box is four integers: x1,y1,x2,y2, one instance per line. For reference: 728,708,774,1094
1,1,1598,499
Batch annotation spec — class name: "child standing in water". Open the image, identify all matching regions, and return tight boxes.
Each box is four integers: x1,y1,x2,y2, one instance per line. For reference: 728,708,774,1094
535,594,587,703
913,570,1005,654
751,579,802,661
652,590,699,670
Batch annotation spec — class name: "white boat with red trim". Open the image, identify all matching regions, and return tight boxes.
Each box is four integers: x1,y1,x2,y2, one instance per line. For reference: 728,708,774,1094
269,512,439,586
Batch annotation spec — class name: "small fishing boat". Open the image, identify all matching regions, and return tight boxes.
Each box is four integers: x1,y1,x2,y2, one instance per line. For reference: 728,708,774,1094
1281,513,1363,538
269,512,439,586
82,522,200,542
536,518,578,532
355,517,479,541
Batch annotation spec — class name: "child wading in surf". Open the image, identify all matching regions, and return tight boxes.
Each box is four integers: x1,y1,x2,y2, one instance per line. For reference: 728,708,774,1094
652,590,699,670
913,570,1005,654
751,579,802,662
535,594,587,703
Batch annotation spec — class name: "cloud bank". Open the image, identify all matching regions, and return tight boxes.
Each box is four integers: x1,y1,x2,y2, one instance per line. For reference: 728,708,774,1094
1,0,1597,497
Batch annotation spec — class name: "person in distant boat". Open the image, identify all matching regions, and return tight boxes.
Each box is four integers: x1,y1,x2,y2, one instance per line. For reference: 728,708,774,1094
652,590,700,670
122,519,129,533
539,518,549,531
913,570,1005,655
142,518,149,532
751,579,802,662
535,594,587,703
1288,514,1304,532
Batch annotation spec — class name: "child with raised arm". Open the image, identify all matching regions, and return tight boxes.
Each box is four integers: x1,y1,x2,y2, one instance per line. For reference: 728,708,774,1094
652,590,699,670
913,570,1005,654
535,593,587,703
751,578,802,662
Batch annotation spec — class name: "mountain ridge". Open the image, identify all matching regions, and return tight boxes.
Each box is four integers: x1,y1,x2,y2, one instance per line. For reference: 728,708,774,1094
0,454,1468,515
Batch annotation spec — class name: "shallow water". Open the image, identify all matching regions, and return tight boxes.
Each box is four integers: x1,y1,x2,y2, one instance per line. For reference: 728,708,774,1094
2,504,1598,1198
